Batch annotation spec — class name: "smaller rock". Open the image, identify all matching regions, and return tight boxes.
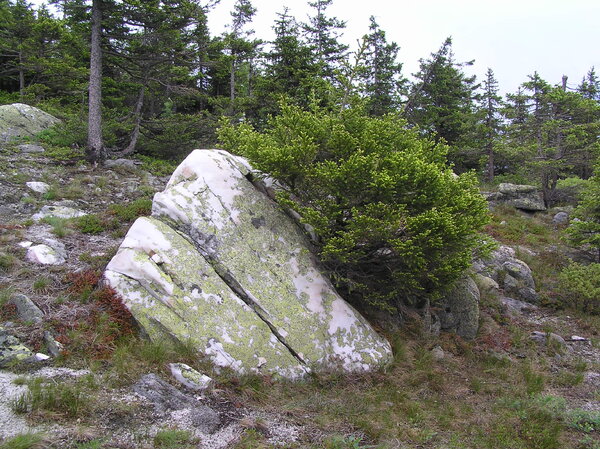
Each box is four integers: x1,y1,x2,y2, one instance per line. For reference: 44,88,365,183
473,273,499,293
18,241,32,248
18,144,45,153
431,345,445,361
169,363,214,391
570,335,588,342
530,331,569,351
32,205,87,221
133,374,220,433
104,158,137,169
500,297,538,315
503,273,518,290
438,276,480,340
9,294,43,323
517,287,539,304
44,331,64,357
26,244,65,265
552,211,569,225
0,327,34,368
34,353,50,361
26,182,50,194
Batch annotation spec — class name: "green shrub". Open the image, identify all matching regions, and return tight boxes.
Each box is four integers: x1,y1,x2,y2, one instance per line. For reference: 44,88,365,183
138,155,178,177
558,263,600,314
76,215,105,235
108,198,152,222
567,160,600,262
218,101,490,308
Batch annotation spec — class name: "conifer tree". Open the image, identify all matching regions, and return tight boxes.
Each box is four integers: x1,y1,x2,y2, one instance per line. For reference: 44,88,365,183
478,68,503,181
360,16,405,116
404,38,479,152
303,0,347,81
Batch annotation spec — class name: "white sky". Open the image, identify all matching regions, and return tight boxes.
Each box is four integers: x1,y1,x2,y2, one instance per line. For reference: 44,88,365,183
208,0,600,95
31,0,600,95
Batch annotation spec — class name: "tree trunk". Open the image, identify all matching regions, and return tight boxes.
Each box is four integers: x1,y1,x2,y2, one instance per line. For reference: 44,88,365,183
229,50,236,114
486,139,494,182
87,0,104,164
114,85,145,157
18,51,24,100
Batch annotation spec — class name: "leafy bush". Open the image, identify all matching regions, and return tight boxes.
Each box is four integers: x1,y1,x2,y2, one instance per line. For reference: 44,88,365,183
218,102,489,308
558,262,600,314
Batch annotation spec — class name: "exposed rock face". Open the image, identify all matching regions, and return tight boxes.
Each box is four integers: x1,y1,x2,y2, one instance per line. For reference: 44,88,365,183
105,149,392,379
484,183,546,211
0,103,60,143
437,276,480,340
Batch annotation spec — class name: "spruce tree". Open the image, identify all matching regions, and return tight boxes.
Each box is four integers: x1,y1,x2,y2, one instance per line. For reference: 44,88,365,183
404,38,479,154
302,0,347,81
360,16,405,116
478,68,503,181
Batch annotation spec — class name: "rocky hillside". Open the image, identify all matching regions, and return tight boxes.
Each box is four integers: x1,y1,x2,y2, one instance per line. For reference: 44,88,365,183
0,134,599,447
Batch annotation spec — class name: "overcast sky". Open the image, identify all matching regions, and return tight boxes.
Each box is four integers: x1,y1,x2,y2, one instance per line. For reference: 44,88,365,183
208,0,600,95
31,0,600,95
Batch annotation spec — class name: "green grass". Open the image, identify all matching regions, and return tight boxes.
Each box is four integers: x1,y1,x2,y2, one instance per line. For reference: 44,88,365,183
11,375,97,419
0,433,46,449
41,217,72,238
0,253,16,272
153,428,197,449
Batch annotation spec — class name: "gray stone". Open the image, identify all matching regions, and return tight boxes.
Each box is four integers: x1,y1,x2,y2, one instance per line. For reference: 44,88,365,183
169,363,214,391
9,294,43,323
431,345,445,361
500,297,538,315
103,158,137,169
43,331,63,357
474,245,539,304
0,104,60,143
25,182,50,194
517,287,539,304
32,205,87,221
530,331,569,351
133,374,220,434
473,273,499,294
26,244,65,265
552,211,569,225
105,149,392,379
18,144,45,153
438,276,480,340
490,183,546,211
0,327,34,368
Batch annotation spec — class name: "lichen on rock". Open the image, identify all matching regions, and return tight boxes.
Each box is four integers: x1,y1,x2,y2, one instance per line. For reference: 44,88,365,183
105,149,392,379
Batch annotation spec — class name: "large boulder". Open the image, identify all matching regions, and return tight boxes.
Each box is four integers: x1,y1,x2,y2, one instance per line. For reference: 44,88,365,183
484,183,546,211
105,149,392,379
0,103,60,143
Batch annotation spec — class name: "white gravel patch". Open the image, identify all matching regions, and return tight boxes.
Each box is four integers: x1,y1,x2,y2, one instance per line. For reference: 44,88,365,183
0,371,31,439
